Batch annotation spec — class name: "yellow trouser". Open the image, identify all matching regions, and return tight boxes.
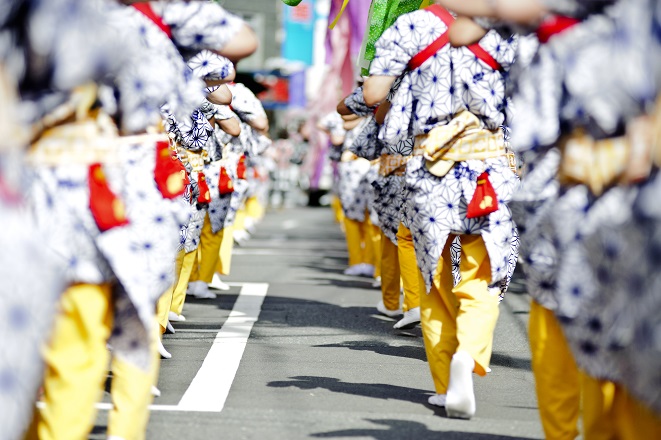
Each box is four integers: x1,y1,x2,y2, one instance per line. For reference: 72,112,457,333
381,232,401,311
170,250,197,316
28,283,113,440
195,213,224,284
156,286,174,334
216,224,235,276
344,212,379,267
245,195,264,221
343,217,369,267
581,374,661,440
331,196,345,226
369,223,382,278
107,323,160,440
529,301,661,439
397,223,420,312
529,300,580,440
420,235,499,394
234,208,247,233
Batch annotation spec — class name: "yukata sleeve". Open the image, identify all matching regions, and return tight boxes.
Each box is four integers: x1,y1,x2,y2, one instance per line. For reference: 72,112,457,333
229,83,267,123
380,74,414,146
344,87,376,116
161,2,244,52
213,104,236,121
248,133,272,157
179,109,212,151
199,101,216,120
349,117,382,160
187,51,234,82
318,112,346,138
369,12,422,78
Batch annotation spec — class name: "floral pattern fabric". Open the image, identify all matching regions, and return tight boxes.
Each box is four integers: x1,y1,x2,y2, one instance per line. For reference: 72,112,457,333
371,9,517,147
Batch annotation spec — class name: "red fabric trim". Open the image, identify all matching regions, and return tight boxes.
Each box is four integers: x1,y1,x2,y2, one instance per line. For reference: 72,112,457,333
88,163,130,231
132,3,172,39
408,33,450,70
409,4,502,72
466,42,502,71
536,15,580,44
408,5,453,70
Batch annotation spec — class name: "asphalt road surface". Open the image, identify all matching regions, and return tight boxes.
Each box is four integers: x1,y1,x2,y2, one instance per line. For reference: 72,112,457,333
91,206,544,440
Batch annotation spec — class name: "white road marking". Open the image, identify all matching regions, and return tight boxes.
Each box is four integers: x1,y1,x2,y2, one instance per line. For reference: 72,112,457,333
37,282,269,413
177,282,268,412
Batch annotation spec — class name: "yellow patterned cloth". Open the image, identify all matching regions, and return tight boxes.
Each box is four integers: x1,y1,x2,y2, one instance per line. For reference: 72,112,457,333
177,148,208,172
415,111,506,177
558,129,629,196
557,95,661,196
378,153,409,176
27,84,168,166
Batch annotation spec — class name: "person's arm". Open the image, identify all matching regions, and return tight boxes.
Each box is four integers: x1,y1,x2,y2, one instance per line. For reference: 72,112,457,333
492,0,546,24
217,24,258,62
341,114,360,122
342,119,362,131
434,0,547,25
248,116,269,133
366,12,424,106
337,99,353,116
449,16,488,47
363,76,397,107
374,101,391,125
218,117,241,137
434,0,496,17
206,85,233,105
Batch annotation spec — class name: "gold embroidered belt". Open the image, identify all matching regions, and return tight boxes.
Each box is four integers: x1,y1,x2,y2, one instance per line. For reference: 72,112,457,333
28,118,168,166
414,112,507,177
378,154,409,176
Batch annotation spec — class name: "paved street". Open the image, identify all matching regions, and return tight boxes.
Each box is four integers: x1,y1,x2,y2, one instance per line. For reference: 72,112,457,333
92,206,543,440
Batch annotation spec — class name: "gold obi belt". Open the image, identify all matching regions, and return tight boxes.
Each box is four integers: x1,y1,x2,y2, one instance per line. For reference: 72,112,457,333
340,150,371,167
415,111,506,177
378,154,409,176
558,95,661,196
27,84,170,166
28,112,169,167
176,148,209,172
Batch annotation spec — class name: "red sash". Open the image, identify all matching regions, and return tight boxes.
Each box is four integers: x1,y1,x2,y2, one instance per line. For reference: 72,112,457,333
408,5,502,72
536,15,580,44
132,3,172,39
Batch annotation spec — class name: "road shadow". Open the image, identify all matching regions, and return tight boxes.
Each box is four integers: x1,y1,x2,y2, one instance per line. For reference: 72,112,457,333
311,419,538,440
267,375,431,406
300,276,379,290
313,340,427,362
490,352,532,372
256,297,421,338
